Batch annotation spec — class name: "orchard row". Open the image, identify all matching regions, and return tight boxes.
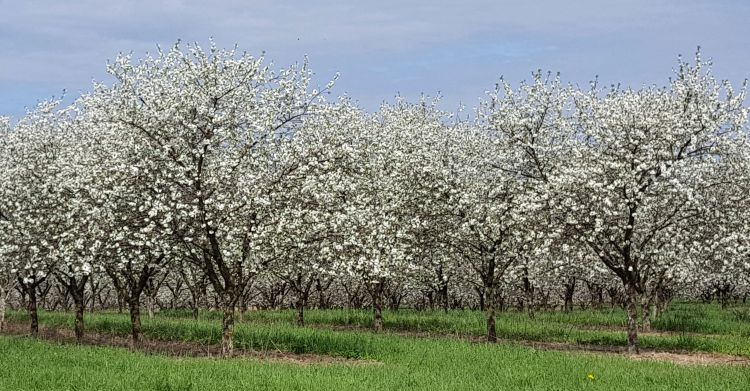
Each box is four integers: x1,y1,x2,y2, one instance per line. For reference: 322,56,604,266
1,43,749,356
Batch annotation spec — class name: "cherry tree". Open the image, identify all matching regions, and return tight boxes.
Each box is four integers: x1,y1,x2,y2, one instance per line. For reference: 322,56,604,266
175,258,208,319
0,101,73,337
0,116,16,331
82,41,331,355
449,130,534,341
337,98,458,331
259,101,366,326
395,101,466,314
556,53,747,353
47,111,118,343
693,143,750,309
459,71,572,341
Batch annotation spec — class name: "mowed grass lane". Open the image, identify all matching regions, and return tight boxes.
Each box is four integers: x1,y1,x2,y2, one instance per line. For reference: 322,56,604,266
2,329,750,391
2,303,750,390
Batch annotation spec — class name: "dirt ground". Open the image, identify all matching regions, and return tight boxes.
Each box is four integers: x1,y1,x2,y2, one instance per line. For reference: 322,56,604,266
515,339,750,366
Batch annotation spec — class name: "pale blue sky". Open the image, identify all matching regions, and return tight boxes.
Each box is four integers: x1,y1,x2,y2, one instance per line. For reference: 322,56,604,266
1,0,749,117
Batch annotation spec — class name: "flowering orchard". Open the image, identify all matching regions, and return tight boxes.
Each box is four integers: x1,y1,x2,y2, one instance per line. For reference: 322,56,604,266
1,43,749,356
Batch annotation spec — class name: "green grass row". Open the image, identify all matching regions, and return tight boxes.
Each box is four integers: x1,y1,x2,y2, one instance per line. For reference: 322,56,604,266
158,302,750,337
3,330,750,390
5,311,389,359
6,305,750,358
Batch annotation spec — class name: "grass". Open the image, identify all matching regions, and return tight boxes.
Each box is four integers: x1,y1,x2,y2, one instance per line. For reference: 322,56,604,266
652,303,750,336
2,302,750,390
152,302,750,357
158,301,750,337
5,311,389,359
3,329,750,390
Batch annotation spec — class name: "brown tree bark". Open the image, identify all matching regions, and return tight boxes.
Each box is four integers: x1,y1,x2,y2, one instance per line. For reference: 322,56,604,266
74,299,85,343
28,287,39,338
365,280,385,332
563,277,576,312
58,273,89,343
295,296,306,327
372,297,383,331
0,287,6,332
146,296,155,319
128,297,143,349
315,277,331,310
485,283,497,342
115,282,126,314
625,282,640,354
475,286,485,311
522,267,536,319
440,283,450,313
290,273,313,327
640,297,653,332
221,307,235,357
70,279,88,343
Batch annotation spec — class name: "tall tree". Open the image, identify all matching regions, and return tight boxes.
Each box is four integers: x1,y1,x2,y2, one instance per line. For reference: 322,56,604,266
83,41,329,356
556,53,747,353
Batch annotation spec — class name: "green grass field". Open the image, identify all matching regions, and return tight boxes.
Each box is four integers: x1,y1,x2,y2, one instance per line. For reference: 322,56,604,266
2,302,749,390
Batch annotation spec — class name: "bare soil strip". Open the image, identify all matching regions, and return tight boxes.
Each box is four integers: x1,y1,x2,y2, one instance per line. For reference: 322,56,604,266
0,322,378,366
515,340,750,366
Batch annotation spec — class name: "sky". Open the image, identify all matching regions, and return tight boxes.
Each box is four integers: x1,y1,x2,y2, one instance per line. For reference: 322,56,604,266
1,0,749,117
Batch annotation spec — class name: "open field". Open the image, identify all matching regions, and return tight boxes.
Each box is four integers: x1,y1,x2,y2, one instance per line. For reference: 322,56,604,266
2,302,750,390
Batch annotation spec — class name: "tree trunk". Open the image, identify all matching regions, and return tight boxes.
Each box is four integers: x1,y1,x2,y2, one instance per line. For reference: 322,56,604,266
563,278,576,312
116,288,125,314
720,293,730,309
372,291,383,332
188,286,201,320
498,294,506,313
62,275,90,344
146,295,155,319
0,287,6,332
640,300,651,332
315,278,330,310
221,307,235,357
388,291,403,311
485,284,497,342
522,269,535,319
526,293,535,319
641,292,657,332
625,282,640,354
88,278,97,313
475,286,485,312
656,298,666,317
128,298,143,349
440,284,449,313
17,288,27,311
238,294,246,322
28,287,39,337
74,299,85,343
296,296,305,327
564,293,573,312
